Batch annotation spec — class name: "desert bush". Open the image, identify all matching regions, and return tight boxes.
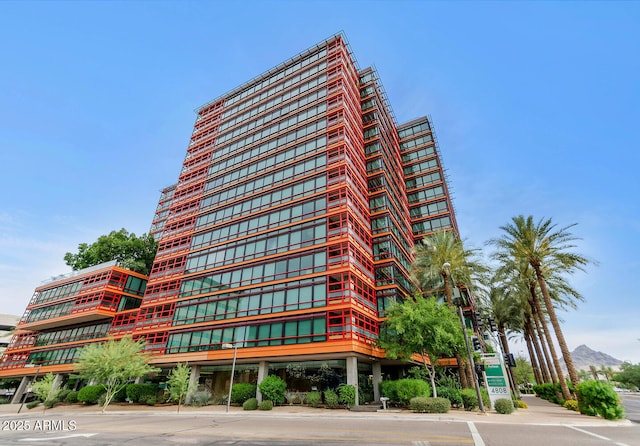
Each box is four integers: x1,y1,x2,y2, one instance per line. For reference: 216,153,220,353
435,387,463,408
563,399,578,411
337,384,356,406
65,391,78,403
517,399,528,409
231,383,256,404
258,400,273,410
243,397,258,410
494,398,514,414
258,375,286,405
126,383,157,403
324,389,339,408
410,397,450,413
576,380,625,420
188,390,211,406
306,391,322,407
77,385,105,404
44,397,60,409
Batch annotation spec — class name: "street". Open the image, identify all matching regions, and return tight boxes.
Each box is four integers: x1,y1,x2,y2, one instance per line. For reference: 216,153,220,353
1,412,638,446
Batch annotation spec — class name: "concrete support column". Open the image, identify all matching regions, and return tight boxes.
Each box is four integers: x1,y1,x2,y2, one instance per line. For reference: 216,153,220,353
372,361,382,402
256,361,268,403
51,374,64,397
11,376,30,404
346,356,359,406
185,365,200,405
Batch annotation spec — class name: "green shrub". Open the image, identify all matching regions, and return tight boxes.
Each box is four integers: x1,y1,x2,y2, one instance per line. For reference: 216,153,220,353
44,398,60,409
306,391,322,407
396,379,430,406
140,395,156,406
188,390,211,406
410,397,450,413
114,385,128,402
77,385,105,404
460,388,478,411
231,383,257,404
435,387,462,408
379,380,398,404
258,375,286,405
126,383,157,403
337,384,356,406
0,396,10,405
494,398,514,414
65,391,78,403
324,389,339,408
57,389,71,402
480,388,491,409
563,399,578,411
26,401,40,410
243,397,258,410
576,381,625,420
258,400,273,410
533,383,562,404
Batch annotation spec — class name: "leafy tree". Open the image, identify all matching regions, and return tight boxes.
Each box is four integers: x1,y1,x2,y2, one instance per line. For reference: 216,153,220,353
614,362,640,389
513,357,535,386
379,295,465,398
166,363,193,413
75,336,160,413
31,373,58,408
64,228,158,276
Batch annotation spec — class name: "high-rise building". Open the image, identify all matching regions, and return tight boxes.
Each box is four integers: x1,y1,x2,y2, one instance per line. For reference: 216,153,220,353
130,33,460,399
0,33,463,403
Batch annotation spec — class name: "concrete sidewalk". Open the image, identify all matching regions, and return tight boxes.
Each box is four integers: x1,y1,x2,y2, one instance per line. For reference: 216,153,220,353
0,394,631,427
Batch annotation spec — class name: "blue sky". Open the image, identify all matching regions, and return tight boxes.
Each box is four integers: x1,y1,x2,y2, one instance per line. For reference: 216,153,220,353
1,1,638,363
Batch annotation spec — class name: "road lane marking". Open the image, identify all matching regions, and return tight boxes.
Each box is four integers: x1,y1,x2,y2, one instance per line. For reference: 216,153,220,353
566,426,630,446
467,421,485,446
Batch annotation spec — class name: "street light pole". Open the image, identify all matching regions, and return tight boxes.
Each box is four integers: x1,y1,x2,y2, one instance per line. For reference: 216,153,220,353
223,343,238,413
443,262,485,414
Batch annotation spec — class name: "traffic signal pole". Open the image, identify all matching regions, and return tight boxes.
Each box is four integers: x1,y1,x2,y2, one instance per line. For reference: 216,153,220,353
458,305,485,414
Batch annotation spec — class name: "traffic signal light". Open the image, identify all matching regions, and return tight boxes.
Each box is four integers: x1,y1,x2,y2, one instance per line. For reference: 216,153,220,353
504,353,516,367
472,337,481,351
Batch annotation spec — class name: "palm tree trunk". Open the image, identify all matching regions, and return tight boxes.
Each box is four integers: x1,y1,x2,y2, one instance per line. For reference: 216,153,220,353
526,317,550,383
531,304,558,384
530,286,571,400
524,328,543,384
533,266,580,389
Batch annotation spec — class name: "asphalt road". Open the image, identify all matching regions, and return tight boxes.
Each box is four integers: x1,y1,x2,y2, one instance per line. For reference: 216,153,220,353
622,393,640,424
1,412,639,446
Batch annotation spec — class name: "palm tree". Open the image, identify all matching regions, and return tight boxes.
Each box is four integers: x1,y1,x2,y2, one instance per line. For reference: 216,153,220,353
412,230,487,387
489,215,593,397
412,230,487,306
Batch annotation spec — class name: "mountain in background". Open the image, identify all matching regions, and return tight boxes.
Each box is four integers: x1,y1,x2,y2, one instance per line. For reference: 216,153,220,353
565,344,623,371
